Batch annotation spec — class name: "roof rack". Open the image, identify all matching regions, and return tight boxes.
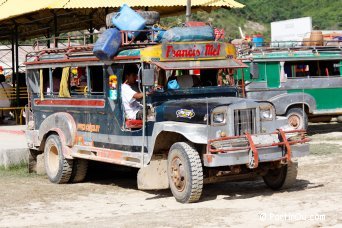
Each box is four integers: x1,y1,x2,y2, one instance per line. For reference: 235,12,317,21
26,29,159,62
237,40,342,57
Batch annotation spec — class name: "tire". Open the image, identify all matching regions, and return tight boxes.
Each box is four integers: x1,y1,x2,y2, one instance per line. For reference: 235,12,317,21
167,142,203,203
69,159,88,183
137,11,160,25
286,107,308,130
44,134,73,184
106,12,116,27
106,11,160,27
263,162,298,190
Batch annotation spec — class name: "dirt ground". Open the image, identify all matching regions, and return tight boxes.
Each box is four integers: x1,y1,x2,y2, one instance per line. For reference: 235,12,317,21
0,123,341,227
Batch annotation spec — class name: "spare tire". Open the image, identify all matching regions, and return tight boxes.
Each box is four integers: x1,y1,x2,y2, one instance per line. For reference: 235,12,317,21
106,11,160,27
106,12,117,28
137,11,160,25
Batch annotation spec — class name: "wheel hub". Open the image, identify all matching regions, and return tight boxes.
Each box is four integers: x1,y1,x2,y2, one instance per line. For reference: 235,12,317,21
170,157,186,191
288,114,301,128
48,144,59,176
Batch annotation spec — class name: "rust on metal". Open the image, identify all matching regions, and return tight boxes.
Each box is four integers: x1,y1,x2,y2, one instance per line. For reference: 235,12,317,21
278,129,292,163
208,129,310,154
245,132,259,168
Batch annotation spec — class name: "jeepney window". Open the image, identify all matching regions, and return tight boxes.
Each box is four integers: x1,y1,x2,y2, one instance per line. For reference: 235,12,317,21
157,67,235,90
49,67,63,95
285,60,340,78
70,67,87,95
89,66,104,94
41,68,50,95
69,66,104,96
27,69,41,94
164,69,219,89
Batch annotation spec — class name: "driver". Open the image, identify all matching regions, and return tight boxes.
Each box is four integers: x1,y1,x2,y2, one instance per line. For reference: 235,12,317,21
121,70,144,120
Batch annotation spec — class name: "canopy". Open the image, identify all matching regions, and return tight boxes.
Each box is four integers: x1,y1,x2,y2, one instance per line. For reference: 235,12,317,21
152,59,247,70
0,0,244,41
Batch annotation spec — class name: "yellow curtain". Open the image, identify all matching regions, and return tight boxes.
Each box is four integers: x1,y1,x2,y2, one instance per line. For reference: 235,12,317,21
59,67,71,97
39,69,44,100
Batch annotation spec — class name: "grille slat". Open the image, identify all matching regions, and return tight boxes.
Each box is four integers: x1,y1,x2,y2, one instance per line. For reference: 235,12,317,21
234,108,256,135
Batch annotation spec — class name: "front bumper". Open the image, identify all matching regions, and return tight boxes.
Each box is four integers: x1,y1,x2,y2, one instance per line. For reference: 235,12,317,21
203,143,309,167
204,129,310,168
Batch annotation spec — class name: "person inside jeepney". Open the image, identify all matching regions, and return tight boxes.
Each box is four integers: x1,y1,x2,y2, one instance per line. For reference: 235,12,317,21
122,68,145,120
217,68,235,86
166,70,179,90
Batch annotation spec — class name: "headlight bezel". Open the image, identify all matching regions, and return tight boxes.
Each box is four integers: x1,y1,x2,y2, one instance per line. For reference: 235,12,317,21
259,104,275,121
211,107,227,125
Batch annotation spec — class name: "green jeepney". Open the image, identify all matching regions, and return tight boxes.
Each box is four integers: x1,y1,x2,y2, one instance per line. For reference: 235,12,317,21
235,46,342,129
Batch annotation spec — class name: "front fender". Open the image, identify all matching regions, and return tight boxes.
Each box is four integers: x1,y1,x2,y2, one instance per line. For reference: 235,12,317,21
269,93,316,115
145,121,208,165
38,112,77,147
151,121,208,145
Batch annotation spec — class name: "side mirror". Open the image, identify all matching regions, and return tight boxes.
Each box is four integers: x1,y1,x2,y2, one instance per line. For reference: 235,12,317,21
142,69,154,86
250,62,259,79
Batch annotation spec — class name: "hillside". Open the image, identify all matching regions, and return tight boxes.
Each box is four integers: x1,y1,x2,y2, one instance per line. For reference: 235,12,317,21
161,0,342,41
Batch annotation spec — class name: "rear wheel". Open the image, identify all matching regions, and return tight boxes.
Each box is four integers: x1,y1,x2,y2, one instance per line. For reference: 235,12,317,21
69,159,88,183
44,134,73,184
286,108,308,130
263,162,298,190
167,142,203,203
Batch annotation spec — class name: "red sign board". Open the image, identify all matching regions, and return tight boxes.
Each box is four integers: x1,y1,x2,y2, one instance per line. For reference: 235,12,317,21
162,42,226,60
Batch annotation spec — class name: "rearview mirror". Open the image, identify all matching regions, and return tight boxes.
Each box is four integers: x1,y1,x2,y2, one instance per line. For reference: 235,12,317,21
250,62,259,79
142,69,154,86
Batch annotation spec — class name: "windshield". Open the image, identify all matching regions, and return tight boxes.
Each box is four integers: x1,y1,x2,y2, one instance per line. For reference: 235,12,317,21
154,68,236,91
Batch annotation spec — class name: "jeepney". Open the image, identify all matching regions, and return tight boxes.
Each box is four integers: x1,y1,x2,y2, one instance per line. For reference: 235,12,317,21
25,36,310,203
236,45,342,129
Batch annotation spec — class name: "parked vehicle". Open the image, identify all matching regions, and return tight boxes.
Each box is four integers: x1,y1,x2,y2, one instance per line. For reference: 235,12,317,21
25,32,310,203
235,45,342,129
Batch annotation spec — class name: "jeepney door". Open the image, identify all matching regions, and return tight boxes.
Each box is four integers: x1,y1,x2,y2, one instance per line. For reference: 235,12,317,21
265,62,280,88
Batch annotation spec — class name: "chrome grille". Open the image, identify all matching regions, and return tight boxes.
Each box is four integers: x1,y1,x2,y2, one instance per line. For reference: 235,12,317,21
234,108,257,135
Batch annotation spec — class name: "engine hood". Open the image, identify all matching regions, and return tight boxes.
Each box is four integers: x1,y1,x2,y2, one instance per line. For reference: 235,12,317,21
155,97,258,124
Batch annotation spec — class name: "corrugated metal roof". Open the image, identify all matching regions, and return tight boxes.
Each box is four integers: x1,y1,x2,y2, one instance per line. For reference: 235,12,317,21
0,0,56,21
49,0,244,8
0,0,244,20
0,0,243,21
0,0,244,41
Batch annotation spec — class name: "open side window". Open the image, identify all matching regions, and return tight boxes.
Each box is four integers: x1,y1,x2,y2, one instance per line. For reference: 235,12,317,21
285,60,340,78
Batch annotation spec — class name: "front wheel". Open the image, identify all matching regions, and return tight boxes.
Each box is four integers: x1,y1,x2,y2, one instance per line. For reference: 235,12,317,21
167,142,203,203
263,162,298,190
44,134,73,184
286,108,308,130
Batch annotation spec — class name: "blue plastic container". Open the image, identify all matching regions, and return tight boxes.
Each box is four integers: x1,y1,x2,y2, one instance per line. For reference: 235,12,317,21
161,26,214,42
252,35,264,47
93,28,122,60
111,4,146,37
151,25,165,42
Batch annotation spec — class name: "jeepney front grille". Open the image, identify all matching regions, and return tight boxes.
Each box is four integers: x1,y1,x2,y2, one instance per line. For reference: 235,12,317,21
234,108,257,135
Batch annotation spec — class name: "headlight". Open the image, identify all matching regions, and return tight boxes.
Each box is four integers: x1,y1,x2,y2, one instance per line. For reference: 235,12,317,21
260,109,273,119
213,112,225,124
259,103,274,120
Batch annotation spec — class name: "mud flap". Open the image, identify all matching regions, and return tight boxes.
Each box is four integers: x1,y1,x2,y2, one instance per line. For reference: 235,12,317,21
137,155,169,190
